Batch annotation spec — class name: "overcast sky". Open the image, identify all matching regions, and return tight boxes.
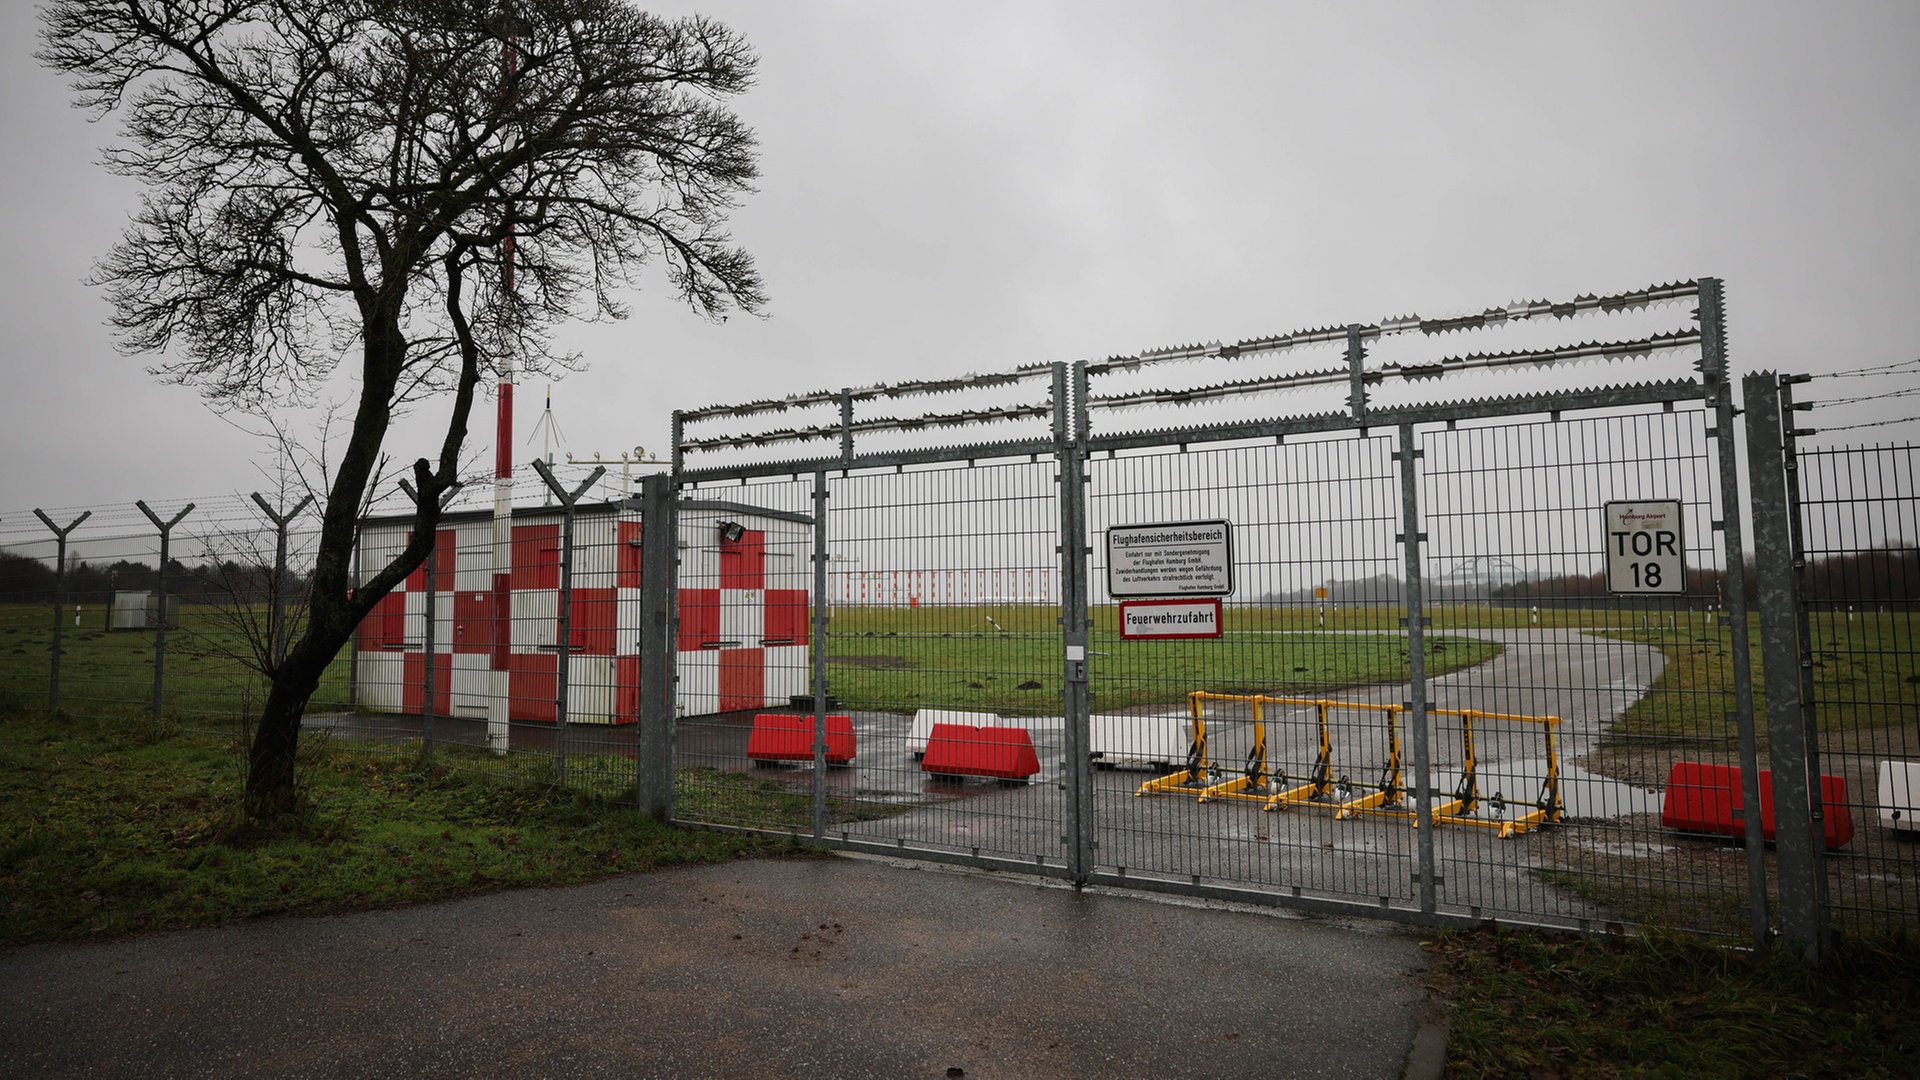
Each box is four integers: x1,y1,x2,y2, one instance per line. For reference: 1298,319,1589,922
2,0,1917,525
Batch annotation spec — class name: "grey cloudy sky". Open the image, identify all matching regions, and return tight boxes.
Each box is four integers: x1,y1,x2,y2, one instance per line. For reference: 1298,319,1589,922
2,0,1917,519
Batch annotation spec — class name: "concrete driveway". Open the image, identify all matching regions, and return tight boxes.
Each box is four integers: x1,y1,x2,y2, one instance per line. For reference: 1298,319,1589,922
0,856,1443,1079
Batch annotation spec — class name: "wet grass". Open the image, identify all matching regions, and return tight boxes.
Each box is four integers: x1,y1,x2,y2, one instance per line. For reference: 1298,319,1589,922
1428,926,1920,1078
825,604,1502,714
0,602,355,720
1601,610,1918,751
0,707,806,945
673,764,907,831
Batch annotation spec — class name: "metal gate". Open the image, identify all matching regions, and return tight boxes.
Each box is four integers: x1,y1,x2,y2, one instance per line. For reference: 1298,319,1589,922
666,278,1778,940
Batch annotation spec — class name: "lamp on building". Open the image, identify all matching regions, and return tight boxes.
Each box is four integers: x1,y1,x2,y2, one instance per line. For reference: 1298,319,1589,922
717,520,745,543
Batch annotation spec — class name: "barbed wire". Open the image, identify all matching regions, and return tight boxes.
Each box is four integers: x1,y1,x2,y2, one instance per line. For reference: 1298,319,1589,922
0,459,647,554
1803,385,1920,409
1805,415,1920,435
1820,358,1920,379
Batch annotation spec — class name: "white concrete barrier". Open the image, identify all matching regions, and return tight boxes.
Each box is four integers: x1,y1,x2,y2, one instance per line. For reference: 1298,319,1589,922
1089,712,1190,772
1879,760,1920,833
908,708,1005,757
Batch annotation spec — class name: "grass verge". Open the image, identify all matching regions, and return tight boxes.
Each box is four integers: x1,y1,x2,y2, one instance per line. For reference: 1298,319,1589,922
1426,926,1920,1079
0,708,802,945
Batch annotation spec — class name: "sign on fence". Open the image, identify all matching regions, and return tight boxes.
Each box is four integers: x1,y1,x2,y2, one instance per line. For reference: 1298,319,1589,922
1604,500,1685,594
1118,598,1223,640
1106,520,1234,598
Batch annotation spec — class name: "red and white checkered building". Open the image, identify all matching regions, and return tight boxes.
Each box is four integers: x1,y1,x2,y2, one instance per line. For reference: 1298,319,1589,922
353,500,813,723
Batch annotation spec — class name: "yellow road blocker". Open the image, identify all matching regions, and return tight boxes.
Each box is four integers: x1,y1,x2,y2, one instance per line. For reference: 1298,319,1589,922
1254,697,1381,815
1134,692,1219,797
1194,692,1275,804
1177,692,1407,817
1347,707,1564,838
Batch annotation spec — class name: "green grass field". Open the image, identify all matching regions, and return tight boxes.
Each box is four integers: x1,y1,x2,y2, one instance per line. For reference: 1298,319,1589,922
1597,609,1919,753
824,612,1503,713
4,601,1910,742
0,602,354,720
0,600,1507,721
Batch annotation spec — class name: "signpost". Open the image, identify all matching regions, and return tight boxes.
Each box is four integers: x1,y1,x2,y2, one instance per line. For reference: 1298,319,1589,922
1604,500,1685,594
1106,520,1234,598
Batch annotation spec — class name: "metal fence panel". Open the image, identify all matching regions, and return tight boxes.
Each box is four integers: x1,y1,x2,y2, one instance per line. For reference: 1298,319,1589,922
1081,433,1428,913
1412,408,1751,935
1792,440,1920,937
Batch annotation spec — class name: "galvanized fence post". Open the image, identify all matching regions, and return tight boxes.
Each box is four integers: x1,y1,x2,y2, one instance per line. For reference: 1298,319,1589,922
397,480,458,761
33,510,90,713
810,468,831,841
135,500,194,722
1057,361,1095,884
347,536,360,709
1394,424,1438,918
1698,279,1773,948
634,471,678,820
1743,371,1829,962
532,460,607,785
1775,374,1832,942
249,493,313,667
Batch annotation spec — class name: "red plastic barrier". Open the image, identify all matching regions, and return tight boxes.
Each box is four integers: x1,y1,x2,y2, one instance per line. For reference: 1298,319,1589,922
1660,762,1853,849
747,713,856,765
920,723,1041,781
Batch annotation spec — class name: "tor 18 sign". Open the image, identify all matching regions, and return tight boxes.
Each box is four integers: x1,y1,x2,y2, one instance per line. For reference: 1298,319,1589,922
1604,500,1684,594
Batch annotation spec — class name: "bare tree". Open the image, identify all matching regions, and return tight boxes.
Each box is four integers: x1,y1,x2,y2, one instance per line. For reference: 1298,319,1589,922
41,0,765,815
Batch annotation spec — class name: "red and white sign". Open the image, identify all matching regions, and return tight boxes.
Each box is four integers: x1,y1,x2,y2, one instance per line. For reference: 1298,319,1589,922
1118,598,1223,640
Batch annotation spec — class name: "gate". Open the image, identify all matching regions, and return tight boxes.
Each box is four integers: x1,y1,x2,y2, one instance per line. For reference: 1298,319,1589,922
666,278,1781,940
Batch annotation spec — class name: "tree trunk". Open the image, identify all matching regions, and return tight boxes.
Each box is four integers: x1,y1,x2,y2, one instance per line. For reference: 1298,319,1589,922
242,308,413,818
246,639,329,817
240,302,464,819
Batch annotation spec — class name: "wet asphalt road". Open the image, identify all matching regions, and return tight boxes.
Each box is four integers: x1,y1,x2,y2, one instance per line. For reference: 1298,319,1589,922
0,856,1439,1080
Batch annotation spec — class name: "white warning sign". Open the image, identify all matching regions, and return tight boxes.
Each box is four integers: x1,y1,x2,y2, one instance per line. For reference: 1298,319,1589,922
1604,500,1685,594
1106,520,1234,598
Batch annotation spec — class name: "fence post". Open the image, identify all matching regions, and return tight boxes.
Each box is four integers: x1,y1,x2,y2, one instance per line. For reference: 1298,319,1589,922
1057,361,1096,885
1743,371,1828,962
135,500,194,722
1394,424,1438,918
634,472,677,820
1778,374,1829,931
532,460,606,786
33,509,91,713
398,480,459,761
1698,279,1773,948
810,468,831,841
249,493,313,667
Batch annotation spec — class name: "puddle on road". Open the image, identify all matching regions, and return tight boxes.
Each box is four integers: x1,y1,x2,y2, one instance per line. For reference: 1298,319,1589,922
1424,760,1664,821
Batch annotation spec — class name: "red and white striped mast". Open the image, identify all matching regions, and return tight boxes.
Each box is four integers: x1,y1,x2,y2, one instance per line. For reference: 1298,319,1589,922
487,0,520,752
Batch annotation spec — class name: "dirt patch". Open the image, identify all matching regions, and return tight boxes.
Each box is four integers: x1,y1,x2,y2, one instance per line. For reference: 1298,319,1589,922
828,655,913,670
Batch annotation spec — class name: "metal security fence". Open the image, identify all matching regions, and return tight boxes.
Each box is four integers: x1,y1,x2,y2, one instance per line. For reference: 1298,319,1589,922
1746,372,1920,955
0,467,668,801
663,276,1859,946
1407,410,1753,936
0,493,351,725
9,277,1913,956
